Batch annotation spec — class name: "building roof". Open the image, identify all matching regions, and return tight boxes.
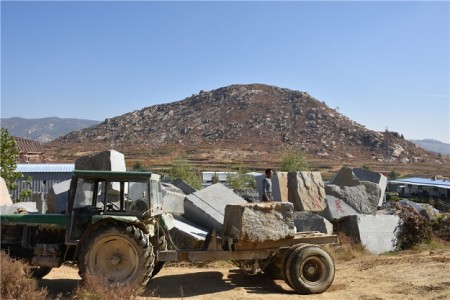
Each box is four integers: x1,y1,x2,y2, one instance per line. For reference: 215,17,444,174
15,164,75,173
389,177,450,189
14,137,43,153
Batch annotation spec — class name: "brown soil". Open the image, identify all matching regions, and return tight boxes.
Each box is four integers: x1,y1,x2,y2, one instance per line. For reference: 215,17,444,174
40,248,450,299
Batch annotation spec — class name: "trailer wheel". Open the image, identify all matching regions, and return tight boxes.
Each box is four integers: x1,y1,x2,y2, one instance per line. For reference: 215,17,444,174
280,244,307,289
30,266,52,279
285,245,335,294
78,223,154,286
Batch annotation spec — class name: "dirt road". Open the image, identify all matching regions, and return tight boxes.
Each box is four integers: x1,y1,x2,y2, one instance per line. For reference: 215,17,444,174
40,248,450,299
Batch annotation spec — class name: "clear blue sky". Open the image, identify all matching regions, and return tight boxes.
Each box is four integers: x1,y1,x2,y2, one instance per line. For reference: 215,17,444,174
1,1,449,143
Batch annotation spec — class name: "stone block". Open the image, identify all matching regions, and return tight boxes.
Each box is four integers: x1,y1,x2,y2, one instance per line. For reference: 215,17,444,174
293,211,333,235
0,201,38,214
170,215,208,249
222,202,296,243
184,183,247,233
31,192,47,213
75,149,126,171
0,177,12,206
162,190,185,215
399,199,431,220
233,189,260,202
47,180,71,213
276,172,289,202
325,181,380,214
171,179,196,195
288,171,327,212
323,195,359,222
335,214,400,254
353,168,388,206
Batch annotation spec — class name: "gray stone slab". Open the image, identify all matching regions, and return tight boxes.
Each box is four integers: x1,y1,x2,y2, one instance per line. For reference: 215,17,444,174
233,189,259,202
0,177,12,205
222,202,296,243
75,149,126,171
31,192,47,213
170,215,208,249
184,183,247,233
162,190,185,215
325,181,380,214
335,214,400,254
399,199,430,220
172,179,196,195
47,180,71,213
323,195,359,222
0,201,38,214
293,211,334,235
353,168,388,207
288,171,327,212
357,214,400,254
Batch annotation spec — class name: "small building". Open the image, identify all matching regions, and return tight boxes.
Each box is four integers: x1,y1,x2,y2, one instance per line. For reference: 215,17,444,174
13,137,45,163
388,177,450,200
10,164,74,201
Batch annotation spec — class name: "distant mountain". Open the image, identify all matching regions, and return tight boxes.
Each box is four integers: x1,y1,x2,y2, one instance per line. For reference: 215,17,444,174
409,139,450,156
48,84,433,165
0,117,101,143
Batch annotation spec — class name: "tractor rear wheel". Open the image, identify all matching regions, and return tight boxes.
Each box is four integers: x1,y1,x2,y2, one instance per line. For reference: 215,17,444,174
285,245,335,294
78,223,154,287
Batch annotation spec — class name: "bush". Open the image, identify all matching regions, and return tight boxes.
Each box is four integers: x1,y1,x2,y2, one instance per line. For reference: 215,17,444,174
280,148,309,172
74,273,142,300
169,156,202,189
327,232,368,261
395,203,432,250
431,214,450,241
226,166,256,189
0,251,48,300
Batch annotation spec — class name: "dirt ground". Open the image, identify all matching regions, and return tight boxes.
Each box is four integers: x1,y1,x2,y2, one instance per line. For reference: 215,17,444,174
40,248,450,300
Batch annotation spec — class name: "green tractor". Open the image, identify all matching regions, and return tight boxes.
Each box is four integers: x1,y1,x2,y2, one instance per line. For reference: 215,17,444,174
1,170,167,286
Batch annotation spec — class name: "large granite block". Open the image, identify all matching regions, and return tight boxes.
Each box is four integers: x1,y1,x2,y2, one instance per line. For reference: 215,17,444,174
184,183,247,233
293,211,333,235
325,182,380,214
353,168,387,206
75,149,126,171
222,202,296,243
335,214,400,254
170,215,208,249
162,190,185,215
288,171,327,212
323,195,359,222
47,179,71,213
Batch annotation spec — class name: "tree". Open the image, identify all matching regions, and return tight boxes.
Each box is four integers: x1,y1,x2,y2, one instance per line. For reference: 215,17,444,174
389,170,399,180
280,148,309,172
226,166,256,189
169,156,202,190
0,128,22,191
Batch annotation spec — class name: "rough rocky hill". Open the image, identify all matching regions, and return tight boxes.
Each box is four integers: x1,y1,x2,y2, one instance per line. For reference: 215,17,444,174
47,84,439,172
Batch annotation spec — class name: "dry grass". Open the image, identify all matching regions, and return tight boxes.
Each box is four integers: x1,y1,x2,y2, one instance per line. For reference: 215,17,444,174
74,273,143,300
0,251,48,300
326,232,370,261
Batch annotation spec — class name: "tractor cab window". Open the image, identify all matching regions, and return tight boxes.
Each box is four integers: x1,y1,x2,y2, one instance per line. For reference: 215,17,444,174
73,179,95,209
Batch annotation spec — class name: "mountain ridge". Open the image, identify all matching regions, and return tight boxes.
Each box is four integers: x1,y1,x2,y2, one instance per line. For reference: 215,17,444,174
46,83,437,169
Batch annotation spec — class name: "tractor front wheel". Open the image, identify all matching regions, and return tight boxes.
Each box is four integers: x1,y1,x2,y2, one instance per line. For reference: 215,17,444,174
78,223,154,287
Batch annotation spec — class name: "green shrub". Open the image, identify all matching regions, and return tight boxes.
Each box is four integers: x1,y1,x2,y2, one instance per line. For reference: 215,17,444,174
226,166,256,189
395,203,432,250
169,156,202,189
280,148,309,172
